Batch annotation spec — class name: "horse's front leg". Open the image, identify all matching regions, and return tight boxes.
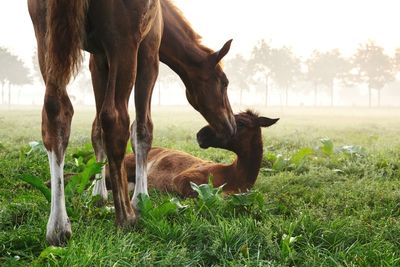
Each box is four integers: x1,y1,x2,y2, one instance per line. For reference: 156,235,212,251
131,24,162,208
43,81,74,246
31,16,73,245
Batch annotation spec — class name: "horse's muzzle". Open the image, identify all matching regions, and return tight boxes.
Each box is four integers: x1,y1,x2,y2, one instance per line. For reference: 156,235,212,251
218,113,236,139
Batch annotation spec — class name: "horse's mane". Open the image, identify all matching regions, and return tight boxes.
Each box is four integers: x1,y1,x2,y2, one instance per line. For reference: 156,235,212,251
163,0,213,54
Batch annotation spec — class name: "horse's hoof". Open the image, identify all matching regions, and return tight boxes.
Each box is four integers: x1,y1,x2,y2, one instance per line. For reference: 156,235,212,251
92,179,108,206
92,195,108,207
116,213,137,228
131,199,139,211
46,219,72,247
127,214,137,226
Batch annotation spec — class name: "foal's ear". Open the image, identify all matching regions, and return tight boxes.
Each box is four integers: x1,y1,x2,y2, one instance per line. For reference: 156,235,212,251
257,117,279,127
210,39,233,65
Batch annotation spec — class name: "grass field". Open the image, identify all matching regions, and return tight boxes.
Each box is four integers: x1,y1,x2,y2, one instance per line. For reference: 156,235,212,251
1,106,400,266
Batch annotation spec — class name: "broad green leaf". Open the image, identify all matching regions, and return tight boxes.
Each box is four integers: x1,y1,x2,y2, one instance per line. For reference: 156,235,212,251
137,194,153,215
77,158,103,193
74,157,84,168
72,144,94,164
320,138,334,156
170,197,188,210
264,151,277,166
126,140,133,154
149,201,178,219
190,182,224,201
290,148,314,166
65,173,81,197
272,154,288,171
190,178,224,211
26,141,46,156
39,246,67,259
19,175,51,203
229,191,264,208
339,145,366,157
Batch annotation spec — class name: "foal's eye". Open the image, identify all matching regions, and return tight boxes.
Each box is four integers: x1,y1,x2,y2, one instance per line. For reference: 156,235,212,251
237,122,245,129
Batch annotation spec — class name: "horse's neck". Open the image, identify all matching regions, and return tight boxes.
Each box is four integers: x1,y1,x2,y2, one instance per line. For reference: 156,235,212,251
159,18,210,85
226,140,263,190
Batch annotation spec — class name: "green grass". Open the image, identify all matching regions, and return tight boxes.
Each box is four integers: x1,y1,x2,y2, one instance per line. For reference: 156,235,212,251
1,106,400,266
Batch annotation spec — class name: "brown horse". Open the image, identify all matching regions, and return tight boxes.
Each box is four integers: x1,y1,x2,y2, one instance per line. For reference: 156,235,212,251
28,0,236,246
91,0,236,204
116,111,278,197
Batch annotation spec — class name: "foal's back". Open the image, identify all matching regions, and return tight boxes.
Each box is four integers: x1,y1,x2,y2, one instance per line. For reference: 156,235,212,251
124,148,212,191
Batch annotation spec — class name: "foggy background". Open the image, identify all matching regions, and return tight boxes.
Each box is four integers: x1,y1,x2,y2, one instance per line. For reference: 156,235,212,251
1,0,400,108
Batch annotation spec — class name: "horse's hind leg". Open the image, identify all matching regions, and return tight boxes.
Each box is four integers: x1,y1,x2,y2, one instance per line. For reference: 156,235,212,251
131,16,162,207
90,54,108,204
99,48,137,226
30,4,72,246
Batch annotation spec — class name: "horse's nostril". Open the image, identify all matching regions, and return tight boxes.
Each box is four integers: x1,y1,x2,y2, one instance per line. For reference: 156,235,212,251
197,136,209,149
196,130,206,148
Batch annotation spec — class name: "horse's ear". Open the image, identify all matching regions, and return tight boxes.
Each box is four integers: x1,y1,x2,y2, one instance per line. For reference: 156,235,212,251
257,117,279,128
210,39,233,65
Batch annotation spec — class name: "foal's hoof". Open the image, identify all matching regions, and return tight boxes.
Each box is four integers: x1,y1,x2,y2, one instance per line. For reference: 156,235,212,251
46,220,72,247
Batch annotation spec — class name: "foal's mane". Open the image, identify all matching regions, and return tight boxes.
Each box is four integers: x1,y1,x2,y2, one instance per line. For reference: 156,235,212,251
163,0,213,54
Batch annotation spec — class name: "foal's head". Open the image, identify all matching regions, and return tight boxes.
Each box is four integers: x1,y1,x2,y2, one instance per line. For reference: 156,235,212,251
185,40,236,140
197,110,279,153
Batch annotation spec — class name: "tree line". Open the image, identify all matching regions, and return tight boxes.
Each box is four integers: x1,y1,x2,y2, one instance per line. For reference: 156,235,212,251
1,40,399,107
221,40,399,107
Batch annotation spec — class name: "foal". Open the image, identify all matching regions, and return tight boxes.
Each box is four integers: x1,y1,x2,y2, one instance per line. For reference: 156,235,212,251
119,111,279,197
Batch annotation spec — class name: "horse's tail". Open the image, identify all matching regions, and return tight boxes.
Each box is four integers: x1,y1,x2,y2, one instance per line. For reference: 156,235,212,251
46,0,88,86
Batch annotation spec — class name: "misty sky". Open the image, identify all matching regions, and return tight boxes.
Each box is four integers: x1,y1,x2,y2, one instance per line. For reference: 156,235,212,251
1,0,400,65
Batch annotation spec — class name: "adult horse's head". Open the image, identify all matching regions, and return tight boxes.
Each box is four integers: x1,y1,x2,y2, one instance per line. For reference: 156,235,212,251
184,39,236,139
159,1,236,139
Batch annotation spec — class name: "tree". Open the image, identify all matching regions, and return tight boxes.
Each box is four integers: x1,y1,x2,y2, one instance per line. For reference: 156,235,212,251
268,46,301,106
353,41,395,107
0,47,12,104
306,51,322,106
249,40,271,106
7,53,32,105
224,54,252,105
306,49,350,106
0,47,32,106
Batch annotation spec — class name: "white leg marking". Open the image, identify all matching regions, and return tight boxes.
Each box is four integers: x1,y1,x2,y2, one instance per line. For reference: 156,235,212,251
92,165,108,201
92,147,108,202
131,140,149,207
46,151,71,245
128,182,135,193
